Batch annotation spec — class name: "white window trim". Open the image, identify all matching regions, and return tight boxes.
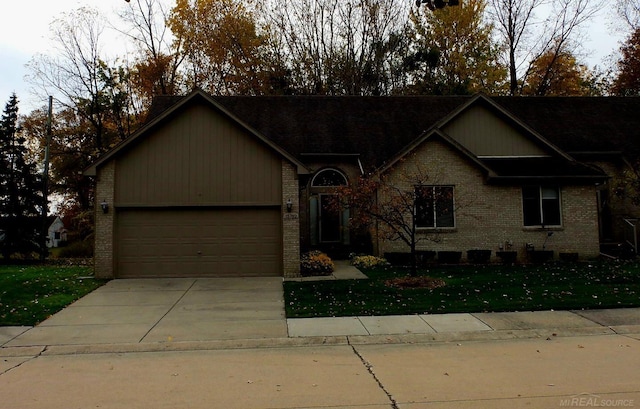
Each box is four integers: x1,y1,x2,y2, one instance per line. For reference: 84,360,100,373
415,185,456,230
311,168,348,187
523,186,563,228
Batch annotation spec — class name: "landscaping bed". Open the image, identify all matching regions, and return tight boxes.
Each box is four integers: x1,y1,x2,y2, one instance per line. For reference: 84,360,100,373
284,260,640,318
0,264,106,326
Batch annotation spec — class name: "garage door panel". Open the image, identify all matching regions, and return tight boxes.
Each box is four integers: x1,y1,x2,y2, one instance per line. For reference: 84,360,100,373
116,208,282,278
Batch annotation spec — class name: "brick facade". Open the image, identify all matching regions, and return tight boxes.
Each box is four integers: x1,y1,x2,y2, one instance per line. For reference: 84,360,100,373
91,133,604,278
93,161,115,278
282,160,301,277
87,92,625,277
378,138,601,261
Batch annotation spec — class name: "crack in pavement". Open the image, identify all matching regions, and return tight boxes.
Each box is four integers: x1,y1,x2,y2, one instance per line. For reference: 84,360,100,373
0,345,47,376
138,279,197,343
350,343,399,409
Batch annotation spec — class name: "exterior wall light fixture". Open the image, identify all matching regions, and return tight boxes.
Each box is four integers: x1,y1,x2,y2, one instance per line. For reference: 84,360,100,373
286,198,293,213
100,200,109,214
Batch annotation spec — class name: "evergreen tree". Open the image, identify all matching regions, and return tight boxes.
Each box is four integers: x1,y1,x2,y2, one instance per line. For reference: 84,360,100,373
0,94,44,260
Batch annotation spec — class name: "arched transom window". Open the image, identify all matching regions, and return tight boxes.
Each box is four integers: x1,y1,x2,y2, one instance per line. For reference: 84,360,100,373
311,168,348,187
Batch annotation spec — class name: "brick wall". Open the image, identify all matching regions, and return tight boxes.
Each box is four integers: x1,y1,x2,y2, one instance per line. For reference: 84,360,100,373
378,138,600,261
282,160,301,277
93,161,115,278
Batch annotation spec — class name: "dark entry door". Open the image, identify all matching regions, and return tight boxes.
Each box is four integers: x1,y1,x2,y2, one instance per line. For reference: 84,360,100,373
320,194,341,242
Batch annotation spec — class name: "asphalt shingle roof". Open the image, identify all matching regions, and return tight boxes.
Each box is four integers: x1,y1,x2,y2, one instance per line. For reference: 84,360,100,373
145,93,640,177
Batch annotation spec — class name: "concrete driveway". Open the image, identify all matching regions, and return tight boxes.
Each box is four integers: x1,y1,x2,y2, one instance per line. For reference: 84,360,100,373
5,277,287,347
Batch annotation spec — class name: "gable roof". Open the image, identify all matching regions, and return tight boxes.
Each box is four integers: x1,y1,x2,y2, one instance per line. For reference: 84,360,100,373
215,95,640,167
378,127,497,177
493,96,640,158
214,95,469,170
435,93,574,161
84,89,309,175
377,117,606,183
135,91,640,179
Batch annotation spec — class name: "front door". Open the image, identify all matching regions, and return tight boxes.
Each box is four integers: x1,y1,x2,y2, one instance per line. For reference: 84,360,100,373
319,194,341,242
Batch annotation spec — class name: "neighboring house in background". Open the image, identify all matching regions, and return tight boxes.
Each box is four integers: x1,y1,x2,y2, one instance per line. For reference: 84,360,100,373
85,89,640,279
0,215,66,250
46,216,67,248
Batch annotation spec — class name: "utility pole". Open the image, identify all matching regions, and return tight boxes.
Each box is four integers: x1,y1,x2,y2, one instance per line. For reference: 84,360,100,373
40,96,53,261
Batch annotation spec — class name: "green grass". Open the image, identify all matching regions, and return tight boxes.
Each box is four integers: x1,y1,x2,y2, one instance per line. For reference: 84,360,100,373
0,264,107,326
284,260,640,318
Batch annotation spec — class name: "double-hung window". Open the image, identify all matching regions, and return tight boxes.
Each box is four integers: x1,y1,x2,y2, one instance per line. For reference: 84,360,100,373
522,186,561,227
415,185,455,228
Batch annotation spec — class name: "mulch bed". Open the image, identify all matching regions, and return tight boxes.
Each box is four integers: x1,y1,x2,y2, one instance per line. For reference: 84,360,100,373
384,276,446,289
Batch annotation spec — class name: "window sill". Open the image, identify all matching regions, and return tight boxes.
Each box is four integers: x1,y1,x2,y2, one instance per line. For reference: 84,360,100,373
522,226,563,232
416,227,457,233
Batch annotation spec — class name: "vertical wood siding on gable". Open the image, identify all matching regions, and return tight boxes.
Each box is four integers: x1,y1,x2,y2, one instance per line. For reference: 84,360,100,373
443,105,548,157
115,103,282,206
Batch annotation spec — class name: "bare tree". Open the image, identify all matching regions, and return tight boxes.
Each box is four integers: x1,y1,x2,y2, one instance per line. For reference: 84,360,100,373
489,0,603,95
117,0,186,102
262,0,410,95
616,0,640,30
524,0,604,95
26,7,122,150
489,0,543,95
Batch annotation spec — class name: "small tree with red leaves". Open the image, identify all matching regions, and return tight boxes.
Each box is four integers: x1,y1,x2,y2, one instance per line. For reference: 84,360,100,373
332,161,459,275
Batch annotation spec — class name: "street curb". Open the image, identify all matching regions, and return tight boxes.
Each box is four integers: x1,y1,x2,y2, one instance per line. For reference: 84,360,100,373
1,326,630,357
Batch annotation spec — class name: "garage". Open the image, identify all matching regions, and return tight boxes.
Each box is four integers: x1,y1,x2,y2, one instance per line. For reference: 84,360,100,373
86,90,306,278
116,208,282,278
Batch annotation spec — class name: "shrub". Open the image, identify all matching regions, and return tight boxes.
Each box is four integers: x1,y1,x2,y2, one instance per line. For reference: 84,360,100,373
559,252,579,262
416,250,437,266
467,249,492,264
438,251,462,264
56,240,94,258
351,255,388,269
496,251,517,264
528,250,553,264
300,250,334,276
384,252,412,266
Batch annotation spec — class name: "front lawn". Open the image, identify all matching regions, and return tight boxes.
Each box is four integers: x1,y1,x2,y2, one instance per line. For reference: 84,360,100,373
284,260,640,318
0,264,107,326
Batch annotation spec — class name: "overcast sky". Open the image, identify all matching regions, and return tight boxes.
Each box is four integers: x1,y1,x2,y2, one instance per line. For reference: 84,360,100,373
0,0,627,114
0,0,124,112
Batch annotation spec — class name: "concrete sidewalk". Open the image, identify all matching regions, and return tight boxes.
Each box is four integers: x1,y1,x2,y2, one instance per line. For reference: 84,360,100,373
1,257,640,351
287,308,640,341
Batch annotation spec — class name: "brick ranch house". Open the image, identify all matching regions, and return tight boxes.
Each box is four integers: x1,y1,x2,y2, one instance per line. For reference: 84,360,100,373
85,89,640,279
